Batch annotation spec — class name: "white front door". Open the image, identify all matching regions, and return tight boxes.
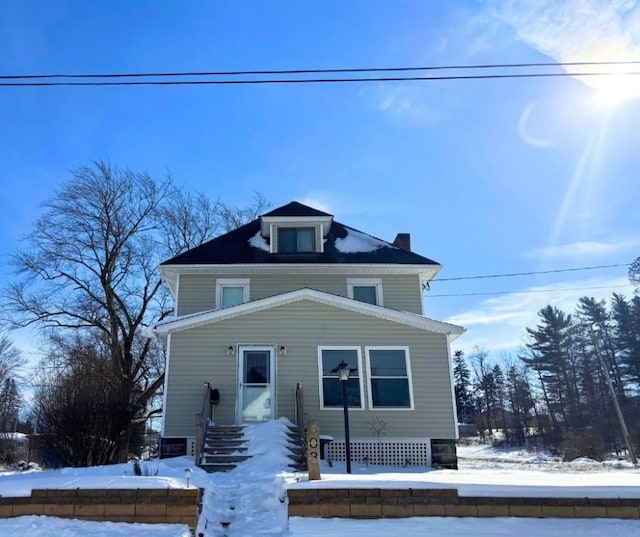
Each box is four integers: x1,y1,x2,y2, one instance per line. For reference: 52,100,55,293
237,346,275,423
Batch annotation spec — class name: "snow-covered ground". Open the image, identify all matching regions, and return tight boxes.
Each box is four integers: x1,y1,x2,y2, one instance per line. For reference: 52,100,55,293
0,420,639,537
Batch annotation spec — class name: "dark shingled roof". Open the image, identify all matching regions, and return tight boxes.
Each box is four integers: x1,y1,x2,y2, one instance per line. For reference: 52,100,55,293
262,201,332,217
162,202,439,266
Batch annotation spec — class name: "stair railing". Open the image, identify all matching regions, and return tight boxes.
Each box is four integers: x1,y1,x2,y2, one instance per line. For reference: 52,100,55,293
295,382,309,470
295,382,305,433
195,381,211,467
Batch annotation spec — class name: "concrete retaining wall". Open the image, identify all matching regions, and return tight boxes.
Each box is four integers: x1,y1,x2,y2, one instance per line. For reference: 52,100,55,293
0,488,200,532
287,488,640,519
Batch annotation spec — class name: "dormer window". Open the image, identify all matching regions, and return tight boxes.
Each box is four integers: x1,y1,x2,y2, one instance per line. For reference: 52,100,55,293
278,227,315,253
259,202,333,255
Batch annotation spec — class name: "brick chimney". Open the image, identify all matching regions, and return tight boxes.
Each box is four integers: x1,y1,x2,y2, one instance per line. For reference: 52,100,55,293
393,233,411,251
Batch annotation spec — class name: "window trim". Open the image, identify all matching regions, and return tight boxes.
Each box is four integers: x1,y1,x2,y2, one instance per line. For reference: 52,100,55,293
347,278,383,306
215,278,250,309
317,346,365,410
365,346,415,410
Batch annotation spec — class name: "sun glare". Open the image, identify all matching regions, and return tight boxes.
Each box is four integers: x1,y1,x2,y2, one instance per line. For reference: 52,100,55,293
587,73,640,108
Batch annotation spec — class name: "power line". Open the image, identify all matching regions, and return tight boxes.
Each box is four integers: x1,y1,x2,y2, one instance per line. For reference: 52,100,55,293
2,70,640,87
2,59,640,80
426,283,634,298
433,263,631,282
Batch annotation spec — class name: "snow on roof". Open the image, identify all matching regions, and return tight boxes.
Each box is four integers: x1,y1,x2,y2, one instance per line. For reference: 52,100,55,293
248,230,270,252
334,227,393,254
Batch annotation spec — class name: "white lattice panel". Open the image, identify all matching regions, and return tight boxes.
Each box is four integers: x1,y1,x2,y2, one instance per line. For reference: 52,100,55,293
325,440,431,467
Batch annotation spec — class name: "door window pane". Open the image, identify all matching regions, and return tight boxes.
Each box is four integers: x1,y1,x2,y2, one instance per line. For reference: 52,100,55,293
241,350,272,422
244,351,269,384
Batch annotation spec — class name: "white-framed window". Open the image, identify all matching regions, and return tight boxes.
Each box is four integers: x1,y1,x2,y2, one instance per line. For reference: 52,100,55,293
215,279,250,309
347,278,383,306
317,346,364,410
277,227,316,253
365,346,414,410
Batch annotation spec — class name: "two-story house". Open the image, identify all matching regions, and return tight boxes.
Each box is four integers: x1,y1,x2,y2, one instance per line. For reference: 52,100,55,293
152,201,464,468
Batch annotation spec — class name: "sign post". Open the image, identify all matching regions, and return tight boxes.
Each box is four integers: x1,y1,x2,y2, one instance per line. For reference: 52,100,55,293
306,418,321,480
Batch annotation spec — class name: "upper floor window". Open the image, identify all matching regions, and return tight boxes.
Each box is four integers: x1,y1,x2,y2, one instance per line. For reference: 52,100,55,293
278,227,316,253
347,278,383,306
216,279,250,309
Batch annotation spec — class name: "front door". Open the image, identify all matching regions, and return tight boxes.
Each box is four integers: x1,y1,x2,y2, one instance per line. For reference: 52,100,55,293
237,346,275,423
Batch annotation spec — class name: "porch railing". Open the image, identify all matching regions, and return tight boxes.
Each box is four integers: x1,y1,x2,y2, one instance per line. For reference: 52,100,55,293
194,381,211,467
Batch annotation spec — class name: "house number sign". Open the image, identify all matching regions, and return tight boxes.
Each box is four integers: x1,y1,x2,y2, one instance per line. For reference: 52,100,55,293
306,418,321,480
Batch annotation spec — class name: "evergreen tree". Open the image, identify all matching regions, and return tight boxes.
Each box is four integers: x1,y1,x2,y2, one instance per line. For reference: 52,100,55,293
0,378,20,432
504,364,535,446
577,296,625,397
611,293,640,388
452,350,475,423
522,306,580,431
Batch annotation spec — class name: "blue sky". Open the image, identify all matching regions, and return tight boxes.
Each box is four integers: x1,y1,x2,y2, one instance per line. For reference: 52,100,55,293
1,0,639,363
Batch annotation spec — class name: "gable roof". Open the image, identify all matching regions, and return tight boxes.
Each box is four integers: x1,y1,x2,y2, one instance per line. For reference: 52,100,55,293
152,288,464,341
161,201,439,267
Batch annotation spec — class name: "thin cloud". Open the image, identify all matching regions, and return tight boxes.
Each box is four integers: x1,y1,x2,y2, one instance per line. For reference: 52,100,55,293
445,275,634,355
368,85,451,125
523,238,640,260
489,0,640,99
299,192,401,221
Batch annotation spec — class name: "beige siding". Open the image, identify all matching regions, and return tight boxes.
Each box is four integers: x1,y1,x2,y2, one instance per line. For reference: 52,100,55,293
176,273,423,315
176,274,215,316
164,300,456,440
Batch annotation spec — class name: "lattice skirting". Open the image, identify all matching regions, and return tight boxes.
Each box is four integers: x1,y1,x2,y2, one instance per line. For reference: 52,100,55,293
325,440,431,467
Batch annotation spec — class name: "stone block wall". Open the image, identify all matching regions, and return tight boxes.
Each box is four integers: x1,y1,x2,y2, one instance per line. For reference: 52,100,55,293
0,488,200,532
287,487,640,519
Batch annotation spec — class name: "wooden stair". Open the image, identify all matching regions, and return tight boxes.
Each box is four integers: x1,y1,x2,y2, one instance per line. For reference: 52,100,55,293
201,425,251,472
200,422,308,472
286,424,307,471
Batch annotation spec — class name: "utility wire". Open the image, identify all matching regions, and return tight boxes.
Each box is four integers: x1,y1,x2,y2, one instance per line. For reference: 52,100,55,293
2,59,640,80
2,70,640,87
425,283,634,298
433,263,631,282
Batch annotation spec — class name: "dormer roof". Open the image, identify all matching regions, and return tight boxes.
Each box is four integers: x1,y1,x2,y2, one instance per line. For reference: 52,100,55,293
260,201,333,238
262,201,332,218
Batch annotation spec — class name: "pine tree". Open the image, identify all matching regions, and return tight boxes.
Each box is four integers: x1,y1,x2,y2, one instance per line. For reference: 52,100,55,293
611,293,640,388
523,306,580,431
452,350,475,423
504,364,535,446
0,378,20,432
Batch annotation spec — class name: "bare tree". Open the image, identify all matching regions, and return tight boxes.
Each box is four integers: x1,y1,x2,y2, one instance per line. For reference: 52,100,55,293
2,161,267,460
33,338,130,466
0,335,21,386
